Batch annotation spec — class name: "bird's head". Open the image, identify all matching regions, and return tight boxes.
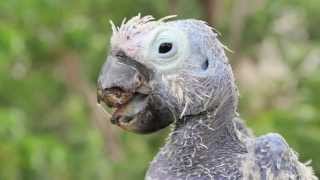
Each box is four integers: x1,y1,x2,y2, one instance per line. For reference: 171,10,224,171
97,15,237,134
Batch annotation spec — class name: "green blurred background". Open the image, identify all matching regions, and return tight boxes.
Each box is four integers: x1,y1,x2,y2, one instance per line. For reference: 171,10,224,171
0,0,319,179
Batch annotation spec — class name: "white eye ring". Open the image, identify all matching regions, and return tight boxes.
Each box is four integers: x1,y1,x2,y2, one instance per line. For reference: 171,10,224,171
151,30,179,62
144,26,190,73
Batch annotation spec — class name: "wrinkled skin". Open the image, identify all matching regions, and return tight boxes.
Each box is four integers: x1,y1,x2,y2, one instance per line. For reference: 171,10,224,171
97,15,317,180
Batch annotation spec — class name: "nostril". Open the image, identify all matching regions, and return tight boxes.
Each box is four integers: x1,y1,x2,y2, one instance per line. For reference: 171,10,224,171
134,73,144,87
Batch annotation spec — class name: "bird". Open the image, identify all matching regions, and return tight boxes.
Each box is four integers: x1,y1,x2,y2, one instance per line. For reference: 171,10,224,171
96,14,318,180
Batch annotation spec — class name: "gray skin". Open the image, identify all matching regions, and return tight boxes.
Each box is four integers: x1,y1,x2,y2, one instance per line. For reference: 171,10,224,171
97,15,317,180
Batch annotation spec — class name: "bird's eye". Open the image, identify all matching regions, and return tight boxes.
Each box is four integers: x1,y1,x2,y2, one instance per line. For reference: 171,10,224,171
155,41,177,59
145,27,189,72
158,42,172,54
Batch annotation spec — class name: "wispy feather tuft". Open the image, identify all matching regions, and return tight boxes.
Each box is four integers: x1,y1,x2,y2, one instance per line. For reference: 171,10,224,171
110,14,177,44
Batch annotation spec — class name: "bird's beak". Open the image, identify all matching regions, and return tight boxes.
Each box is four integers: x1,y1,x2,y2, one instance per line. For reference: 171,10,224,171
97,52,174,134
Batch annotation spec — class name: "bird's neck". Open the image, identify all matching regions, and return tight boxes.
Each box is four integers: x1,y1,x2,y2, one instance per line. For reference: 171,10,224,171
160,94,247,169
171,107,245,150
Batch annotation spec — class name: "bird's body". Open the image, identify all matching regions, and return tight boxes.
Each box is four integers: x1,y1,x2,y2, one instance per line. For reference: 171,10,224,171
147,117,316,180
97,15,318,180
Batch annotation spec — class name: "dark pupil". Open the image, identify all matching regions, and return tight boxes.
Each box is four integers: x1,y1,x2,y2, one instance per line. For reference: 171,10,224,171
159,42,172,54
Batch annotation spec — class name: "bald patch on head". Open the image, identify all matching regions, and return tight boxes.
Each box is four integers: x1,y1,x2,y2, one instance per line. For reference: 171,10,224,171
109,14,176,47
